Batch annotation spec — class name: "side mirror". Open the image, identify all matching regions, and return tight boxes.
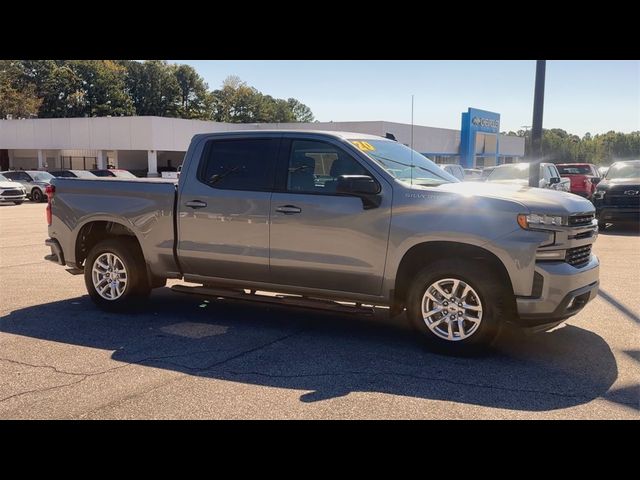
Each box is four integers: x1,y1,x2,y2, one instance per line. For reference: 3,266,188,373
549,177,561,185
336,175,381,209
590,177,601,185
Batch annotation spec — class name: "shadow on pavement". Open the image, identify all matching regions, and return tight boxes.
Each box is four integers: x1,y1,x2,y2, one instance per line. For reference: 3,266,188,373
0,288,622,411
598,289,640,325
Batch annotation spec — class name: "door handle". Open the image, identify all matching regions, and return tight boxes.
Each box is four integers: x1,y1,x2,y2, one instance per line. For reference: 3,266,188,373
185,200,207,209
275,205,302,214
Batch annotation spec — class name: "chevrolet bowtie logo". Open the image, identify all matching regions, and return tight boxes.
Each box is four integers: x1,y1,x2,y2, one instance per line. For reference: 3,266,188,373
624,190,639,196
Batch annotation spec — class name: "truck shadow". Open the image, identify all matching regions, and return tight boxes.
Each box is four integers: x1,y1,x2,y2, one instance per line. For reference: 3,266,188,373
0,288,622,412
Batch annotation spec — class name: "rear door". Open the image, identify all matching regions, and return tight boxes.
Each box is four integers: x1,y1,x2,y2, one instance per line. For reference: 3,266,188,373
269,136,392,295
177,135,280,283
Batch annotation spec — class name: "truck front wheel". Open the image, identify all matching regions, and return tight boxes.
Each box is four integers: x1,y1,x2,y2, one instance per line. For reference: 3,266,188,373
84,238,150,311
407,259,507,353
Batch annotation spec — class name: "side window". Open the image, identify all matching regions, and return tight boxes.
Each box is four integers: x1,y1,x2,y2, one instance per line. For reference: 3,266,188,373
544,166,554,179
7,172,30,181
199,138,279,191
287,140,368,194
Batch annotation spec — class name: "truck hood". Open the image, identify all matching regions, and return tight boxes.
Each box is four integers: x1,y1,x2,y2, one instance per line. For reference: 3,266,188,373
432,181,594,215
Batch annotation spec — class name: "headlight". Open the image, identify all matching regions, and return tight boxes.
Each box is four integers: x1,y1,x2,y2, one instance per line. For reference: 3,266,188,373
593,190,605,200
517,213,567,229
535,250,565,260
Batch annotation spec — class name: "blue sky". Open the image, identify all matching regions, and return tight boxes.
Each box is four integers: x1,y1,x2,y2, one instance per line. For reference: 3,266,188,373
171,60,639,136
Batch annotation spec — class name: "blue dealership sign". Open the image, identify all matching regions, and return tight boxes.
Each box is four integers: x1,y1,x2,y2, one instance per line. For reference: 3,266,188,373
460,108,500,168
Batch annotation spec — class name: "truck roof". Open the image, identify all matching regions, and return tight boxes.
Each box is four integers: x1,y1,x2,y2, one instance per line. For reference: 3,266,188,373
197,130,389,141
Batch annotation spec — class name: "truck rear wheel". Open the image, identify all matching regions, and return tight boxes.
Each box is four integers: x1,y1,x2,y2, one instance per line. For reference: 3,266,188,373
406,259,507,354
84,238,150,311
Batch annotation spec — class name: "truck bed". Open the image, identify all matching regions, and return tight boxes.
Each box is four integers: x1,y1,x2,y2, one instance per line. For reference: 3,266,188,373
49,177,179,277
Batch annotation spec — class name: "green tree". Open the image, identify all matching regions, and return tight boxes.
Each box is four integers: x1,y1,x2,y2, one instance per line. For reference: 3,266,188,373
67,60,134,117
211,75,314,123
0,60,42,118
287,98,315,122
122,60,181,117
174,64,212,119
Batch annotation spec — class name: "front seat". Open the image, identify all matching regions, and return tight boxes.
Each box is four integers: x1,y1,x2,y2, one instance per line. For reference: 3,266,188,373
288,153,316,192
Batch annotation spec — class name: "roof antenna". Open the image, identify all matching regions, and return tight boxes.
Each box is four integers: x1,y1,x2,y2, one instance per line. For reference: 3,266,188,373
410,94,414,186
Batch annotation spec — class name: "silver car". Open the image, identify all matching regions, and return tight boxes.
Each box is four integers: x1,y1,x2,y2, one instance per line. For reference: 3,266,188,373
0,170,54,202
0,173,27,205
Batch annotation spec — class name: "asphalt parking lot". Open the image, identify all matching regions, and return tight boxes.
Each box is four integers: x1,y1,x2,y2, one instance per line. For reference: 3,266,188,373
0,202,638,419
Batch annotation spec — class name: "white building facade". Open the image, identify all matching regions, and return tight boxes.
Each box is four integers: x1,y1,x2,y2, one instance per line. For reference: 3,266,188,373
0,115,525,175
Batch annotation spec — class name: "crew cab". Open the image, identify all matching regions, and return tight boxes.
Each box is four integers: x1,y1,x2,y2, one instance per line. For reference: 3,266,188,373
556,163,601,199
45,131,600,353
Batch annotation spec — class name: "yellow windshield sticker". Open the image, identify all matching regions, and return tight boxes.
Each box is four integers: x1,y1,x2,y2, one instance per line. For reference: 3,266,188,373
351,140,376,151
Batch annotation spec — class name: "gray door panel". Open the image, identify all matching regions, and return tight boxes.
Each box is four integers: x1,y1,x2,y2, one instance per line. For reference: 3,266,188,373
178,186,271,282
270,192,391,295
177,136,278,283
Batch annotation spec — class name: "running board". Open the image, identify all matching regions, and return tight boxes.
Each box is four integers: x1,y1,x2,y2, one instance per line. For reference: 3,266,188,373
171,284,375,315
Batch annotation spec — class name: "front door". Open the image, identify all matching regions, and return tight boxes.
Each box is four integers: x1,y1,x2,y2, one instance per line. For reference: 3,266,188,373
177,136,280,283
269,138,392,296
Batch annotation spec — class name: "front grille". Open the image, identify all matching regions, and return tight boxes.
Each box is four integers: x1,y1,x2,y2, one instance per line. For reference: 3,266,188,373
1,189,23,196
566,245,592,268
606,195,640,207
569,213,595,226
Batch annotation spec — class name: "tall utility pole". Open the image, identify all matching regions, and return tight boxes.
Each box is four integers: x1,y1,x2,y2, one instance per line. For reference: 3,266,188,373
529,60,546,187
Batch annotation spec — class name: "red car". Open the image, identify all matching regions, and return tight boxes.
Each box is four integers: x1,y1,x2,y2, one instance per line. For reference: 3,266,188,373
556,163,601,199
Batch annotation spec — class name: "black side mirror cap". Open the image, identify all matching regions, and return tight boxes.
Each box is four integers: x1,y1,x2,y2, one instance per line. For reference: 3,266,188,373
336,175,382,209
549,177,561,184
336,175,381,195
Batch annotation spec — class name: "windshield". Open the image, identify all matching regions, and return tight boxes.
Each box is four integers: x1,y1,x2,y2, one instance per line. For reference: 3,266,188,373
31,172,53,182
557,165,592,175
112,170,137,178
605,162,640,180
350,139,457,186
487,163,530,181
73,170,97,178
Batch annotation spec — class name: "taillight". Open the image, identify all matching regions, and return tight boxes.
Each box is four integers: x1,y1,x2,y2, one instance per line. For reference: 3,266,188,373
45,184,55,226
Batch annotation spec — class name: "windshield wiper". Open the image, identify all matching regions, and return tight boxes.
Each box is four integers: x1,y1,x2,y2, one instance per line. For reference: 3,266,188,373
208,166,240,185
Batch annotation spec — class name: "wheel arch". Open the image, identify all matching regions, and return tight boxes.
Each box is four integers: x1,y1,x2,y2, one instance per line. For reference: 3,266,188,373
393,241,515,312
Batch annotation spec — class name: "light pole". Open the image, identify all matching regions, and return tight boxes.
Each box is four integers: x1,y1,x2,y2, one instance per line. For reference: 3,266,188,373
529,60,546,187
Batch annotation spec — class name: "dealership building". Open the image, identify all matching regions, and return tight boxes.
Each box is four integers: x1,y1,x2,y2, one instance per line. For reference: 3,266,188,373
0,108,524,175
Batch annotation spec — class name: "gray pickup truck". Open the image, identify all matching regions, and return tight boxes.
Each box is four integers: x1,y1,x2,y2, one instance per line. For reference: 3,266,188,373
45,131,600,352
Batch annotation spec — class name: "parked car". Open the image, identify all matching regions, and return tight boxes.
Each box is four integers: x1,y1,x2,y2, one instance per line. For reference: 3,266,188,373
592,160,640,225
49,169,98,179
463,168,483,181
486,162,571,192
90,169,137,178
480,166,496,180
45,131,599,354
0,173,27,205
0,170,53,202
556,163,601,199
441,164,465,181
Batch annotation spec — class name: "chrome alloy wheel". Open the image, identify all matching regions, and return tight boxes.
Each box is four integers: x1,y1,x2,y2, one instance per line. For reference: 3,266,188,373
421,278,483,341
92,252,128,301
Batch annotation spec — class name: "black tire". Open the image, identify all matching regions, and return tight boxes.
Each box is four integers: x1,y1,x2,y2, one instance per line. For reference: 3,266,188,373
406,259,508,354
31,188,44,202
13,201,24,205
84,237,150,312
